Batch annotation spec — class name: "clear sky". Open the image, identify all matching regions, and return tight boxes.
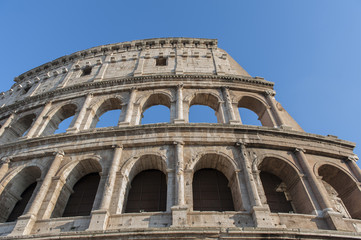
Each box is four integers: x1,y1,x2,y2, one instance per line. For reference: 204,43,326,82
0,0,360,164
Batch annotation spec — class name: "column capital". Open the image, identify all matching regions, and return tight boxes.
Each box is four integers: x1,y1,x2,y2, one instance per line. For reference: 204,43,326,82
294,148,306,154
347,154,359,162
264,90,276,97
53,150,65,156
1,156,12,164
177,83,184,89
173,141,184,146
235,140,247,147
112,144,123,149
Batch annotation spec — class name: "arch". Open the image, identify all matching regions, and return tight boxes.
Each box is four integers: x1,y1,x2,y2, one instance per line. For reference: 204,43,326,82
41,103,78,136
0,113,36,143
237,95,274,127
188,93,223,123
51,158,102,218
122,154,168,213
89,97,123,128
259,157,314,214
0,165,41,222
318,164,361,219
138,93,172,124
190,152,241,211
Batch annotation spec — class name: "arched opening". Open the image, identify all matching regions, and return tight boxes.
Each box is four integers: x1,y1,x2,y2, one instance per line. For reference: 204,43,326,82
6,182,37,222
189,93,221,123
141,105,170,124
62,173,100,217
238,96,274,127
125,170,166,213
96,109,121,128
51,159,102,218
0,166,41,223
191,153,242,211
318,164,361,219
189,105,217,123
90,98,122,128
260,172,293,213
259,157,314,214
54,116,74,134
193,168,234,211
0,114,36,142
41,104,77,136
140,93,171,124
238,107,262,126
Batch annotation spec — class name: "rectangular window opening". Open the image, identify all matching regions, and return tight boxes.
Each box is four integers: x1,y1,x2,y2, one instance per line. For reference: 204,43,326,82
156,57,167,66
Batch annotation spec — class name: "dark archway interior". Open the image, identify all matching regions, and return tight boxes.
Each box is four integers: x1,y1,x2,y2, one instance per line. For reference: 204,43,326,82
193,168,234,211
62,173,100,217
125,170,167,213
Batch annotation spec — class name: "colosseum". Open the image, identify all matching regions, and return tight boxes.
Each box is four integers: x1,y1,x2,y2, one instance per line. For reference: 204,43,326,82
0,37,360,239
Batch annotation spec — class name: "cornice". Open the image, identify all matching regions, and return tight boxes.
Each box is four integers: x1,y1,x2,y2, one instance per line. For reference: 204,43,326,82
0,124,354,159
14,38,218,84
0,74,274,116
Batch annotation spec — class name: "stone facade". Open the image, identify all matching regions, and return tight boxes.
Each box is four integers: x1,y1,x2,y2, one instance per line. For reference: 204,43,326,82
0,38,360,239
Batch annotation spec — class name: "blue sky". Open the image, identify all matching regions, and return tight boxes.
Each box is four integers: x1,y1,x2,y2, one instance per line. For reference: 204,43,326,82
0,0,360,164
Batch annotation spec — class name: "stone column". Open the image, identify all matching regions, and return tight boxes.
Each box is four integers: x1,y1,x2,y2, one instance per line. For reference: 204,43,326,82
115,173,129,214
294,148,333,211
124,88,137,125
67,94,93,133
293,148,351,231
171,141,188,227
346,155,361,182
25,102,52,138
0,113,15,137
88,145,123,231
236,141,274,228
166,169,175,212
222,87,238,124
264,90,286,128
11,151,64,236
174,84,185,123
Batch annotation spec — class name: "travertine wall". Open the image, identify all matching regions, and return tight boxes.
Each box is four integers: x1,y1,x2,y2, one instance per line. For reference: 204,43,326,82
0,38,360,240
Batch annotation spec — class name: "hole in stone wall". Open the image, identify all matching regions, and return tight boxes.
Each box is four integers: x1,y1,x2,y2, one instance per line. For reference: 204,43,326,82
238,107,262,126
96,109,121,128
81,66,92,76
189,105,217,123
156,57,167,66
23,85,31,94
141,105,170,124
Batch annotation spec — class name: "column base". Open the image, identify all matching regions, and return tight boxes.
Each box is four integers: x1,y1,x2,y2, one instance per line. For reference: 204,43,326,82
66,127,79,134
87,210,109,231
173,119,185,124
10,214,37,236
171,205,188,227
229,120,240,125
251,206,276,228
323,209,354,231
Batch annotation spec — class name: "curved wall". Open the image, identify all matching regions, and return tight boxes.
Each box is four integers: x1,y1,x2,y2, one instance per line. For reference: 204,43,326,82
0,38,360,239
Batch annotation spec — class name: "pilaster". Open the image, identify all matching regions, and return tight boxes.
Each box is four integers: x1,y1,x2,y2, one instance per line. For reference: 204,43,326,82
67,93,93,133
11,151,64,236
173,84,185,123
236,141,274,228
88,145,123,231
